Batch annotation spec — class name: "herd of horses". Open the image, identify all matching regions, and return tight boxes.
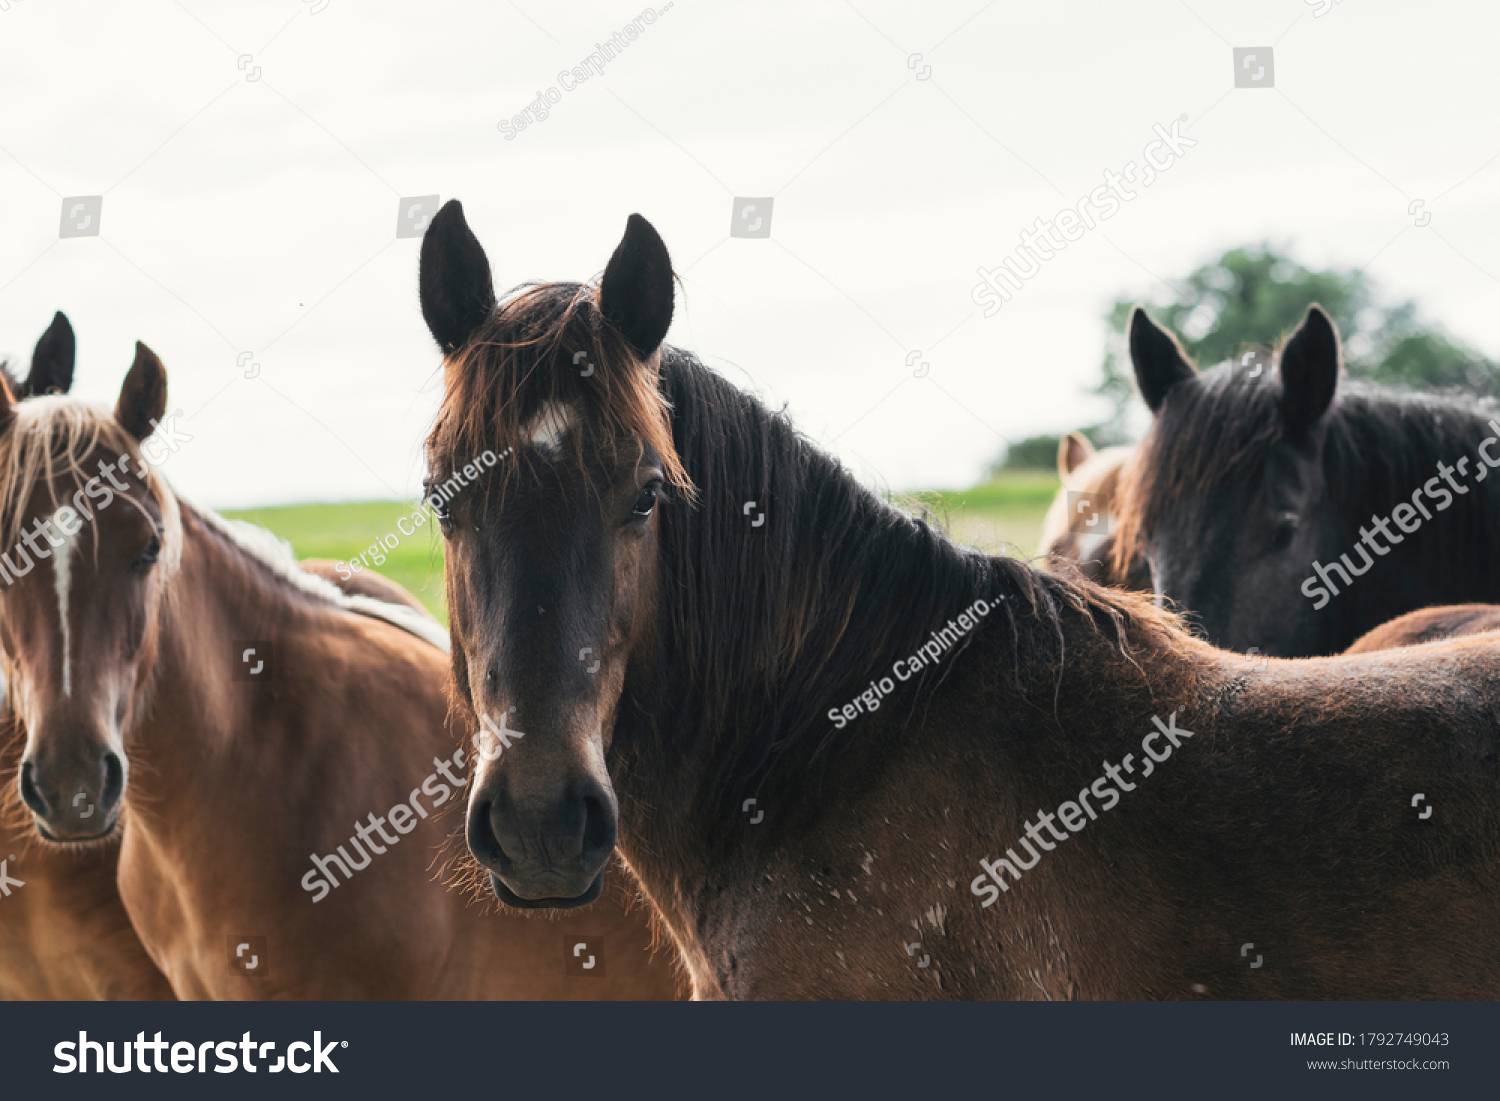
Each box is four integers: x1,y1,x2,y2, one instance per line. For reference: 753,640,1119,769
1,203,1496,1000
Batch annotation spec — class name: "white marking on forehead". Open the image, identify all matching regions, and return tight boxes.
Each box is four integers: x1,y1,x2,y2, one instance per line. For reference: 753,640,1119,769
1074,525,1111,560
524,402,576,456
50,508,81,698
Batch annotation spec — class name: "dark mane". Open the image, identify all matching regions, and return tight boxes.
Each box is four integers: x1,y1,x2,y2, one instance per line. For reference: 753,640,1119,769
428,279,1173,789
426,281,688,507
647,346,1163,785
1114,358,1500,577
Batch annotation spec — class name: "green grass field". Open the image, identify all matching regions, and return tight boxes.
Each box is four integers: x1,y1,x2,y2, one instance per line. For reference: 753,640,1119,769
899,470,1060,558
222,500,451,622
223,471,1061,623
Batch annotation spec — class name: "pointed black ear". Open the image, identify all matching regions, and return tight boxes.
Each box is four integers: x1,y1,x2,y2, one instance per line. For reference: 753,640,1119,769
1279,305,1340,440
599,214,674,355
25,311,75,397
419,200,496,354
115,342,167,442
1130,308,1196,413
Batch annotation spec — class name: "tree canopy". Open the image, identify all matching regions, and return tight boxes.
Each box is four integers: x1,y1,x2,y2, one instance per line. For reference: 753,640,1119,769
997,243,1497,470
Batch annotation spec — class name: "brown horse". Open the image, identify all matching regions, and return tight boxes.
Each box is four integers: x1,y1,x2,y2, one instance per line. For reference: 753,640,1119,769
1346,604,1500,653
1,351,681,1000
0,558,425,1001
1,722,175,1001
1038,433,1131,555
1038,434,1149,590
420,201,1500,999
0,317,175,1000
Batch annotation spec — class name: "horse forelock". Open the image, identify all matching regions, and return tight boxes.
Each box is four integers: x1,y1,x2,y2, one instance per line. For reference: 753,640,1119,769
1111,362,1287,577
0,397,183,579
428,280,690,509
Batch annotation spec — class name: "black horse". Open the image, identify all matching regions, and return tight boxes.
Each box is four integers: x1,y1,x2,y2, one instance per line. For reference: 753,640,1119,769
1114,305,1500,656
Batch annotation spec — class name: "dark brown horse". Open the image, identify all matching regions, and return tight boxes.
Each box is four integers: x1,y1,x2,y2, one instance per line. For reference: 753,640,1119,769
1,350,681,1000
420,201,1500,999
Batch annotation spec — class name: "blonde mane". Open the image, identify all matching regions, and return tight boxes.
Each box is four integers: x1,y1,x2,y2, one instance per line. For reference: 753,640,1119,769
190,505,449,653
0,397,446,653
0,396,184,575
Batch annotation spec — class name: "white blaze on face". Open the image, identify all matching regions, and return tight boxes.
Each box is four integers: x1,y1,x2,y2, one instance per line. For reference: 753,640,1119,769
49,508,82,698
524,402,576,456
1074,525,1111,560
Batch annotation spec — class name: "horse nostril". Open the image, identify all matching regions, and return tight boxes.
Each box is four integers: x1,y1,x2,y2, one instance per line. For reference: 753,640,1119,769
466,796,511,874
18,761,49,817
580,790,617,867
100,751,125,813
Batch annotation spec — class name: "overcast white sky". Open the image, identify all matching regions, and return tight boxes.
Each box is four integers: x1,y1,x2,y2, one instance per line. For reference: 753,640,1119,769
1,0,1496,507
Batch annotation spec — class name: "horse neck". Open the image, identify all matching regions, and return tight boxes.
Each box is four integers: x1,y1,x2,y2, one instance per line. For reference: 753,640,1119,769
617,359,1082,932
132,507,323,789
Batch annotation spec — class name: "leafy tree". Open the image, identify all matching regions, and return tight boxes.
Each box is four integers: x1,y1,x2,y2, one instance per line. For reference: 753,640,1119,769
995,244,1496,471
1089,243,1499,441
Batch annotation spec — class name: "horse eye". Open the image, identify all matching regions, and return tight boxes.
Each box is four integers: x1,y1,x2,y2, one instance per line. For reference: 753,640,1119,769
137,535,161,569
631,483,662,519
1267,513,1299,552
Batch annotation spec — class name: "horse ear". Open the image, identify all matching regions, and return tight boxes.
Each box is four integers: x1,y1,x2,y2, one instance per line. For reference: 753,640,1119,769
419,200,497,354
1058,431,1093,477
25,311,75,398
115,342,167,442
1279,305,1340,439
600,214,674,355
1129,308,1196,413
